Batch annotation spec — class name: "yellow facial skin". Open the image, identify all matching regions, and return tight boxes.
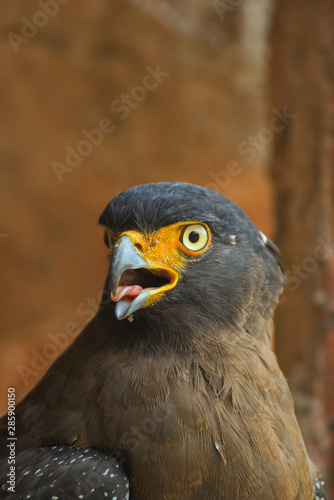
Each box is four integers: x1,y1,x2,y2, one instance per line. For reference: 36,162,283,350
106,222,211,308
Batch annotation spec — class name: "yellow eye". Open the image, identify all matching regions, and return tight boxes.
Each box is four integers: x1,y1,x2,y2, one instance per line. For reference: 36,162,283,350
180,224,209,252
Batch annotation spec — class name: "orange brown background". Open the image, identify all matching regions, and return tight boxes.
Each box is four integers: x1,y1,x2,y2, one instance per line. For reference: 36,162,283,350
1,1,275,414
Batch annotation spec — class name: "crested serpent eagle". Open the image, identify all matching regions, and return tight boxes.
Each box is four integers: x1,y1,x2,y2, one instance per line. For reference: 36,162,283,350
0,182,327,500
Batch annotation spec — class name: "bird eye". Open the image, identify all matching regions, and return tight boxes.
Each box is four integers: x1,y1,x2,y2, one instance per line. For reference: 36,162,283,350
180,224,209,252
104,230,114,249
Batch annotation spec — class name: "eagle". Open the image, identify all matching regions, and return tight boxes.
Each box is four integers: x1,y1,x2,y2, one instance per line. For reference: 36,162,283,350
0,182,327,499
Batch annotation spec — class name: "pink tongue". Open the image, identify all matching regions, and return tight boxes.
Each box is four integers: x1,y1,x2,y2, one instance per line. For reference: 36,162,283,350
110,285,143,303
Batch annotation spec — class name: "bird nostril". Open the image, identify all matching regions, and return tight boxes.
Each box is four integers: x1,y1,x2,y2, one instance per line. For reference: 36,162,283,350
135,243,144,254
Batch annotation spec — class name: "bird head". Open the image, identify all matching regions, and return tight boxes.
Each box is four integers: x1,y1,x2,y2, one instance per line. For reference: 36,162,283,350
99,182,284,341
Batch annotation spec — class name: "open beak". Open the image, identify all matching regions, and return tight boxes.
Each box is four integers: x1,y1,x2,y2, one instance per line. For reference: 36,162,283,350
109,235,178,320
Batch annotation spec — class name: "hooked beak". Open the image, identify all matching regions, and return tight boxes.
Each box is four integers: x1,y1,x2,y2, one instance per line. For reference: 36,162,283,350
109,235,178,320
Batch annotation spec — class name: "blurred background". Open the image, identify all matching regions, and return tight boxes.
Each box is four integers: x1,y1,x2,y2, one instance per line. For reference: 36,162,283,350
0,0,333,492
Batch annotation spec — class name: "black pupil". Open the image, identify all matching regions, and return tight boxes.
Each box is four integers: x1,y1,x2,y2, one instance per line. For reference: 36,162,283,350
189,231,200,244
